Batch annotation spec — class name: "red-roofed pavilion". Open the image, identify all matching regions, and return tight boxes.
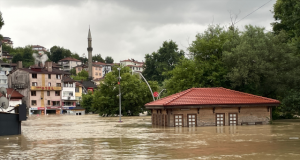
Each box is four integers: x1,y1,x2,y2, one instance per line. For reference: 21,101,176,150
145,87,280,127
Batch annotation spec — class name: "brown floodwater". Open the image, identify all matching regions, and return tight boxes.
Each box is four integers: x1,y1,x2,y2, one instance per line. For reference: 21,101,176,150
0,115,300,160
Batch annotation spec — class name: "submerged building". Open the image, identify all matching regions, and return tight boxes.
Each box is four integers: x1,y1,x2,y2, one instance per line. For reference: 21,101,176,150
145,87,280,127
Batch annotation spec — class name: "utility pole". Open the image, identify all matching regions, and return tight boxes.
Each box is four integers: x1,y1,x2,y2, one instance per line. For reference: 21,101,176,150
117,68,122,122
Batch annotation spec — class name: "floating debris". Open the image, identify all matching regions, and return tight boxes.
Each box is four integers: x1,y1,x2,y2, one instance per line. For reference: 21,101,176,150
289,137,299,139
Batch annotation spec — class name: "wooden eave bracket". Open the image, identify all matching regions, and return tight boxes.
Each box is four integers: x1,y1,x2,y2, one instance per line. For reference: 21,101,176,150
267,106,270,112
238,107,241,113
213,107,215,113
198,108,200,114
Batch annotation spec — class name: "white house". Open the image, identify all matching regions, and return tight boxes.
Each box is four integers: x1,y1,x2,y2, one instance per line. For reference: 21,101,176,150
61,76,77,114
58,57,82,72
0,88,24,113
120,58,144,72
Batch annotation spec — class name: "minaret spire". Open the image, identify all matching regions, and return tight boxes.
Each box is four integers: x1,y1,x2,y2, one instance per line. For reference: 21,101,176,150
87,27,93,79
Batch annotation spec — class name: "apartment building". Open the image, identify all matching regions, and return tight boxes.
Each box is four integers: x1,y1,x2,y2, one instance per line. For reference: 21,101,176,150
31,45,47,55
74,62,112,80
8,61,70,115
58,57,82,72
120,59,144,72
61,76,77,114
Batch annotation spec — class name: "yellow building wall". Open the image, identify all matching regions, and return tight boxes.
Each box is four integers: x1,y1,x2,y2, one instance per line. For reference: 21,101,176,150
75,86,83,101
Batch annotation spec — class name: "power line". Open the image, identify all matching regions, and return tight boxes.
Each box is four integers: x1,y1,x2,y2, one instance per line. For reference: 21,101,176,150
234,0,273,25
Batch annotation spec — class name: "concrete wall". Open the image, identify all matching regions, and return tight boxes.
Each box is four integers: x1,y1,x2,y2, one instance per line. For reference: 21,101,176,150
152,106,271,127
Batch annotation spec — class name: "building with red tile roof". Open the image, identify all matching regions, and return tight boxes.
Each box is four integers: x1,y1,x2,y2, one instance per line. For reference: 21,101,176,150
120,58,144,72
145,87,280,127
0,88,24,113
58,57,82,72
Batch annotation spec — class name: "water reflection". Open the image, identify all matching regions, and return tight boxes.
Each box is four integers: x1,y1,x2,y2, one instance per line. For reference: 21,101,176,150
0,115,299,159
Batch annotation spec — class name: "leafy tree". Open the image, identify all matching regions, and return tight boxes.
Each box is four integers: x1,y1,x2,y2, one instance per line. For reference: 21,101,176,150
81,91,96,113
49,46,73,63
281,89,300,117
105,56,114,63
70,68,76,75
272,0,300,53
93,66,158,116
223,25,300,98
0,11,4,40
92,54,105,63
71,53,80,60
2,58,8,63
71,70,89,80
143,40,185,84
12,53,23,63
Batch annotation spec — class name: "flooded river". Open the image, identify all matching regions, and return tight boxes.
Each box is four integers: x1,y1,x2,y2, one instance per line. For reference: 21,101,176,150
0,115,300,159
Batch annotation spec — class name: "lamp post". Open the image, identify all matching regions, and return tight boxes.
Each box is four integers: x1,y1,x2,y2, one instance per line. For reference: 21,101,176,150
133,71,155,101
117,68,122,122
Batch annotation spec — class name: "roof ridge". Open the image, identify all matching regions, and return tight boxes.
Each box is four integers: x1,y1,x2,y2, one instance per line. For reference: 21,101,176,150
219,87,280,103
164,88,194,106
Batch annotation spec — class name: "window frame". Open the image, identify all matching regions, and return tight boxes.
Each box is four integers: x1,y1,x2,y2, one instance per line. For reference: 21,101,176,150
32,74,37,79
174,114,183,127
31,91,36,96
47,91,50,96
48,74,51,79
55,91,60,96
32,82,38,86
216,113,225,126
31,100,37,106
228,113,238,125
187,114,197,127
56,83,61,87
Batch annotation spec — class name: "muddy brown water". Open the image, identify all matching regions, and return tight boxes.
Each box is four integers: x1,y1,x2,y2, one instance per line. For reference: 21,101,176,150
0,115,300,159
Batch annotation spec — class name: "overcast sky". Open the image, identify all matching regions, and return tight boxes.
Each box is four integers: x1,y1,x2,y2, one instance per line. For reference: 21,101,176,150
0,0,276,62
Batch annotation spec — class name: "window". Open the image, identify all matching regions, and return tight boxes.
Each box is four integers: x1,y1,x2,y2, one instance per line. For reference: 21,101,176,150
187,114,196,127
95,67,97,70
76,96,81,100
63,91,74,97
31,100,37,106
96,73,98,75
47,91,50,96
216,113,225,126
48,100,50,105
99,73,101,76
64,102,73,106
55,91,60,96
75,87,79,92
32,74,37,79
31,91,36,96
48,74,51,79
56,74,61,79
229,113,238,125
56,83,61,87
174,114,183,127
78,68,81,71
48,82,51,86
32,82,37,86
53,101,60,106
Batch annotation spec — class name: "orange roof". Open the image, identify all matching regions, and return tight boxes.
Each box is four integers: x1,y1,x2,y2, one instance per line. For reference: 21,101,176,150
0,88,24,99
145,88,280,108
58,57,81,62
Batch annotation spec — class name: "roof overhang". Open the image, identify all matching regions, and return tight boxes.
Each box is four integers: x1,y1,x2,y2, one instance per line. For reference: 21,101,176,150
145,103,280,109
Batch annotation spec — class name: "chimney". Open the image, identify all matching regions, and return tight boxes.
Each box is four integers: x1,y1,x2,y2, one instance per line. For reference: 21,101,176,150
17,61,22,69
45,62,52,72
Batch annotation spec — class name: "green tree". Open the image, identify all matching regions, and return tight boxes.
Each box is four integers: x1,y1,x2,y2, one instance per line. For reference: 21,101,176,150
0,11,4,40
105,56,114,63
2,58,8,63
70,68,76,76
22,46,35,67
81,91,96,113
93,66,158,116
71,70,89,80
12,53,23,63
92,54,105,63
223,25,300,98
49,46,73,63
272,0,300,53
281,89,300,117
143,40,185,84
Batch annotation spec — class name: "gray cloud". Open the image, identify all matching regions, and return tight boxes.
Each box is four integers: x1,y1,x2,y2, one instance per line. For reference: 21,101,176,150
0,0,276,62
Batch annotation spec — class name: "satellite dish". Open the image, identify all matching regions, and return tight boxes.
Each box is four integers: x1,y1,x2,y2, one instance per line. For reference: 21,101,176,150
0,97,9,109
0,87,7,95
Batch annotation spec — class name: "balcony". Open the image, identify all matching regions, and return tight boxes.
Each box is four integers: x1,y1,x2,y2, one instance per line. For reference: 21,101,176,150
62,62,70,66
31,86,62,91
62,96,76,100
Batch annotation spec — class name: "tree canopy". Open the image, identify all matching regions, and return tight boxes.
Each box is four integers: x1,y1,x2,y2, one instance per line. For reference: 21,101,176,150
142,40,185,84
105,56,114,63
92,54,105,63
0,11,4,39
71,70,89,81
90,66,158,116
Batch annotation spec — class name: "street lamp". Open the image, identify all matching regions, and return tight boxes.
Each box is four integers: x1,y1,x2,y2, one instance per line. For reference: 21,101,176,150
132,71,155,101
117,68,122,122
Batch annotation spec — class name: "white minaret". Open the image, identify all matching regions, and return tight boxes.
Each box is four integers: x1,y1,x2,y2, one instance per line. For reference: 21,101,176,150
87,27,93,79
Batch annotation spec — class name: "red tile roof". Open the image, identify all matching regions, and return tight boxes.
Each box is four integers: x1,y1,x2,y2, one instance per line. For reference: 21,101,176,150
58,57,81,62
145,88,280,108
0,88,24,99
